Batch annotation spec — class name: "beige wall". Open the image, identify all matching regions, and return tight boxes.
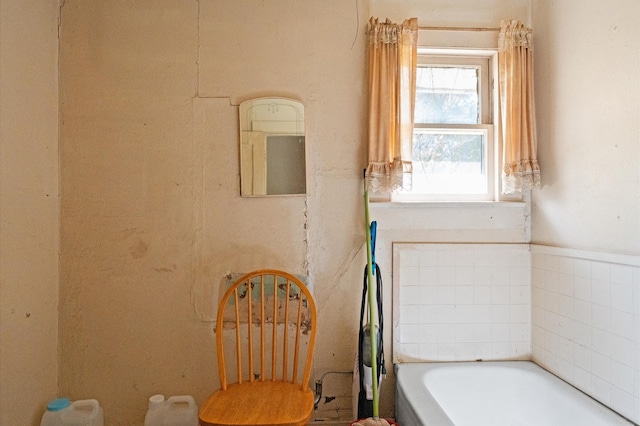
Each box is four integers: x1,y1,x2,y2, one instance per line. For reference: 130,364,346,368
531,0,640,255
57,0,533,424
0,0,60,425
54,1,520,423
58,0,367,423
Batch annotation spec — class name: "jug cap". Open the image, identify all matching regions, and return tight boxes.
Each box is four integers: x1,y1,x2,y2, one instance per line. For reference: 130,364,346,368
149,394,165,404
47,398,71,411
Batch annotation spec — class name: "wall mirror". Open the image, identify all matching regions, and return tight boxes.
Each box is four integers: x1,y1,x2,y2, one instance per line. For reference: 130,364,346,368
239,97,306,196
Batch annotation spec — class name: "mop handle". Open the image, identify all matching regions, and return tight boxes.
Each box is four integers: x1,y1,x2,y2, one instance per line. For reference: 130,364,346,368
364,187,380,419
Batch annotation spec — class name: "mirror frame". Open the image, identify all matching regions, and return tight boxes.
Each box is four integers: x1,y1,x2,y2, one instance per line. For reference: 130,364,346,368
239,97,306,197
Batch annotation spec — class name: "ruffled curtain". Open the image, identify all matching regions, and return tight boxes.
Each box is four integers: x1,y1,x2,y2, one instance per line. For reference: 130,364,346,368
365,17,418,193
498,19,541,194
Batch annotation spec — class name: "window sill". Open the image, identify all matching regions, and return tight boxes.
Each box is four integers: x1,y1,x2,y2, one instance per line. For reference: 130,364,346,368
370,200,526,209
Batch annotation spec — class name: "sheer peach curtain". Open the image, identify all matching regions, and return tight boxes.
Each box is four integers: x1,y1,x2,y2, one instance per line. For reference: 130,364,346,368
498,19,541,194
365,17,418,193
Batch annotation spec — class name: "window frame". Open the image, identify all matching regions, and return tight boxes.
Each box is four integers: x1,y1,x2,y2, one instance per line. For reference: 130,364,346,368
391,48,504,202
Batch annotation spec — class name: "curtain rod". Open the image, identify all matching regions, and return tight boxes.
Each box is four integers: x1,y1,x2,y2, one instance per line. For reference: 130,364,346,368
418,25,500,32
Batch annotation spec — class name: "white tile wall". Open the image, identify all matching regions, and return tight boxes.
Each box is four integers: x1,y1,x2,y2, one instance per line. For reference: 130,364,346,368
531,245,640,424
394,243,531,363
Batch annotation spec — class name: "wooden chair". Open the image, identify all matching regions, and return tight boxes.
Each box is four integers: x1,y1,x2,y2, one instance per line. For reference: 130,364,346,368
199,269,317,426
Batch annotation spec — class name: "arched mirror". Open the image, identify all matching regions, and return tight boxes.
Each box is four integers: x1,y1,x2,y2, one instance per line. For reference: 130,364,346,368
239,97,306,196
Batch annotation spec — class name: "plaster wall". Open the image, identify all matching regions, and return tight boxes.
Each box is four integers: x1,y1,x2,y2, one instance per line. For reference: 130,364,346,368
371,0,529,27
531,0,640,255
58,0,531,424
0,0,60,425
59,1,367,423
58,3,211,424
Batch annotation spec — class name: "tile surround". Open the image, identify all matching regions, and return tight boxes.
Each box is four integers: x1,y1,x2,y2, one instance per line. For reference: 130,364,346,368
531,245,640,424
394,243,640,424
394,243,531,363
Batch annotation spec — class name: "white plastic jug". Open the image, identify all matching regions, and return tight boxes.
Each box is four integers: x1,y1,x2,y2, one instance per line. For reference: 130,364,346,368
144,394,198,426
41,398,104,426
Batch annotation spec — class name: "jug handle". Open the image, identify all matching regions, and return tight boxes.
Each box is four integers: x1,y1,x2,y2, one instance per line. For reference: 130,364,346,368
71,399,99,412
167,395,196,408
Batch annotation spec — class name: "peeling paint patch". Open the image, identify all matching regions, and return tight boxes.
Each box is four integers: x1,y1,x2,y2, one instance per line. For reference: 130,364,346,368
304,197,310,276
219,295,313,334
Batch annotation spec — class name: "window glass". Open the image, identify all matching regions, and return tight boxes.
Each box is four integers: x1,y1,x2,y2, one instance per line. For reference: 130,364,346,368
412,130,487,195
415,67,479,125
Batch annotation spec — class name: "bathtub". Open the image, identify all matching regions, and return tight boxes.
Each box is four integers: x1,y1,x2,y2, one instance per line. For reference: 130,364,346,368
395,361,634,426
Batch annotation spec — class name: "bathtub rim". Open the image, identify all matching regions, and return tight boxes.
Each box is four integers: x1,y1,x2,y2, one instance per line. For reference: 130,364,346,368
395,362,456,426
394,360,634,426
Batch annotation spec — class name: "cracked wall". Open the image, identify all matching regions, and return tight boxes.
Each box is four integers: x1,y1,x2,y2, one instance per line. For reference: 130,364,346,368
55,0,531,424
58,0,367,424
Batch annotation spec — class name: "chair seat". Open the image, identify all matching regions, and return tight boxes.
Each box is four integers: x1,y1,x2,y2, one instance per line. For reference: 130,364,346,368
199,381,315,426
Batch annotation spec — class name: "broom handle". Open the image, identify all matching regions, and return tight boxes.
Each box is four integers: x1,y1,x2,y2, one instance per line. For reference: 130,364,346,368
364,187,380,419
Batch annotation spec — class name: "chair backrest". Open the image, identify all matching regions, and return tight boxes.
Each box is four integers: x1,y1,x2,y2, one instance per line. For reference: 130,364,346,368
215,269,317,391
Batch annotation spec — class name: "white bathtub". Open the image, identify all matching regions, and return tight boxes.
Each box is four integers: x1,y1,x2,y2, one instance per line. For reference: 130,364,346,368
395,361,634,426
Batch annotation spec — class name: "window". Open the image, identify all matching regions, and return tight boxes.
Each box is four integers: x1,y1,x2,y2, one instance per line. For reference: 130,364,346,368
392,50,498,201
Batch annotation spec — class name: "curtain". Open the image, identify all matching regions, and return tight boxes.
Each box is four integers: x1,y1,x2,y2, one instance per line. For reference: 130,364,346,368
365,17,418,193
498,19,541,194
